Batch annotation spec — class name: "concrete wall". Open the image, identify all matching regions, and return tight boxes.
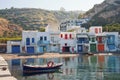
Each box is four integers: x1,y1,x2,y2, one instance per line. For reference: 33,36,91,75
7,41,22,53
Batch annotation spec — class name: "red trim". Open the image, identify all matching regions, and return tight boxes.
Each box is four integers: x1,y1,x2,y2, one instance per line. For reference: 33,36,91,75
69,34,72,39
99,28,101,33
60,34,63,38
65,34,68,39
95,28,98,34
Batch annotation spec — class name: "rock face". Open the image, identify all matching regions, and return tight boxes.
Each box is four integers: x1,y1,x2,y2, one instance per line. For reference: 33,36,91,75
84,0,120,26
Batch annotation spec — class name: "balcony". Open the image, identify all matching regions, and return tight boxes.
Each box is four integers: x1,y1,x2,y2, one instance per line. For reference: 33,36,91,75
107,41,115,45
77,40,89,44
50,41,59,44
37,40,50,46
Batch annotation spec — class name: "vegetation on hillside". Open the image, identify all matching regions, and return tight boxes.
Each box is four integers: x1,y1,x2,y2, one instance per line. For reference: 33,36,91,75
82,0,120,27
0,18,22,38
103,23,120,32
0,37,22,43
0,8,80,30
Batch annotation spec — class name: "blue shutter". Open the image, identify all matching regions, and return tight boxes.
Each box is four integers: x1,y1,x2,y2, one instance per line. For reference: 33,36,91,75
32,38,35,43
26,38,30,45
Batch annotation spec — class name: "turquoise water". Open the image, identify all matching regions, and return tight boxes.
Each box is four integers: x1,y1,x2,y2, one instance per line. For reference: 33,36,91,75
7,54,120,80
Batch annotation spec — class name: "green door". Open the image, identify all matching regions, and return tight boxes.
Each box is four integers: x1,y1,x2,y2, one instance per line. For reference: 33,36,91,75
90,44,96,52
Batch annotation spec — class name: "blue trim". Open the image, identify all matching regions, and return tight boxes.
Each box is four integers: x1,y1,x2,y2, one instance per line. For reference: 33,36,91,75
27,47,34,53
26,38,30,45
12,45,20,53
44,36,47,41
32,38,35,43
77,45,83,52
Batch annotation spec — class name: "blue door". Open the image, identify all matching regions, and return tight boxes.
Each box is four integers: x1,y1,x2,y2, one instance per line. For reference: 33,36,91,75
27,47,34,53
12,45,20,53
78,45,83,52
39,47,43,53
108,45,115,51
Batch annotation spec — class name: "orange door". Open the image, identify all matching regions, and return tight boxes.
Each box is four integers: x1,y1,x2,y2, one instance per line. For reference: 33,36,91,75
98,44,104,52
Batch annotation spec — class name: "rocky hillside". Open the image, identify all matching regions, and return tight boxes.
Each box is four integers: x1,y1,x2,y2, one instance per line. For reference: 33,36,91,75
84,0,120,26
0,8,82,31
0,18,22,37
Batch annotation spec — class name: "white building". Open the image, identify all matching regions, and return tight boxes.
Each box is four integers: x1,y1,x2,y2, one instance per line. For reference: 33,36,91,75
59,32,76,53
76,33,89,53
49,32,60,52
22,30,50,54
89,26,102,34
22,31,37,53
36,32,50,53
7,41,22,53
59,19,89,32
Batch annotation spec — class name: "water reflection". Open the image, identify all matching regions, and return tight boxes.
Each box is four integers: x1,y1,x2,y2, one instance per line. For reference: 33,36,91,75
7,55,120,80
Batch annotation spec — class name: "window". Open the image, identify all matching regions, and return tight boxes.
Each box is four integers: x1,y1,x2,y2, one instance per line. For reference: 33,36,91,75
40,37,43,41
32,38,35,43
98,37,102,43
69,34,72,39
44,36,47,41
99,28,101,33
65,43,67,46
26,38,30,45
95,28,98,34
51,37,54,41
92,37,95,42
65,34,68,39
61,34,63,38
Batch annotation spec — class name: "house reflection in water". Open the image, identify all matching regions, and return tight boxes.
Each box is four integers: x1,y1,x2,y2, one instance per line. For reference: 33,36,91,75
7,55,120,80
62,57,78,76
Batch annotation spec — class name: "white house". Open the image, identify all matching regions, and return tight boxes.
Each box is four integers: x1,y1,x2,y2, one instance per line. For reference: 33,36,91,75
22,30,37,53
89,26,102,34
59,18,89,32
76,33,89,53
22,30,51,53
36,32,50,53
7,41,22,53
59,32,76,53
49,32,60,52
88,33,97,52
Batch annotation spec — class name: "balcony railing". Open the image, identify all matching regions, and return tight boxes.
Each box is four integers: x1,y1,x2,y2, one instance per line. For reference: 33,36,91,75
77,41,89,44
50,41,59,44
107,41,115,45
37,40,50,45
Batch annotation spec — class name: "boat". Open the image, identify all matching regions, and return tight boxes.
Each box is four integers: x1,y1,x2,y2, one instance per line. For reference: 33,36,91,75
23,61,63,74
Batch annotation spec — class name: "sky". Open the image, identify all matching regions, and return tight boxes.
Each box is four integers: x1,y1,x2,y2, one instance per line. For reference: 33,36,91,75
0,0,104,11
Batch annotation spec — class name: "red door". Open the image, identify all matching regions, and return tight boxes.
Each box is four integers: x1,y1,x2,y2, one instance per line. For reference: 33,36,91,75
98,44,104,52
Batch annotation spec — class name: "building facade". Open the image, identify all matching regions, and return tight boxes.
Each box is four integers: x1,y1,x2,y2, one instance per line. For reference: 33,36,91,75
76,33,89,53
59,32,76,53
7,26,120,54
7,41,22,53
49,32,60,52
59,19,89,32
105,32,119,52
